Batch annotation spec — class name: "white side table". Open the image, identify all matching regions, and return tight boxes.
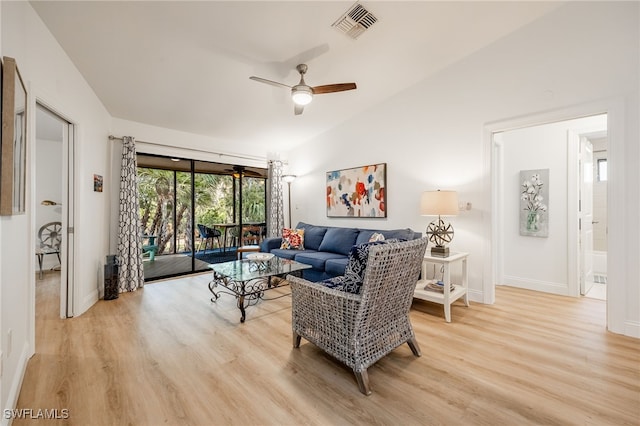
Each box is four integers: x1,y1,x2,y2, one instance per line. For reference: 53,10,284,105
414,251,469,322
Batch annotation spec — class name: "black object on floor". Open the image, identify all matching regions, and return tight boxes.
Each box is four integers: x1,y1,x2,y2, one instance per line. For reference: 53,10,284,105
104,254,119,300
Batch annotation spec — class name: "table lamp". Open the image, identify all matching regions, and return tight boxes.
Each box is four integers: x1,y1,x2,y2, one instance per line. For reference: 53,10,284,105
420,190,458,257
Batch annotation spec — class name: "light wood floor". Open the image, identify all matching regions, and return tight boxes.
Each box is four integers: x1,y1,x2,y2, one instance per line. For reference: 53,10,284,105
17,271,640,425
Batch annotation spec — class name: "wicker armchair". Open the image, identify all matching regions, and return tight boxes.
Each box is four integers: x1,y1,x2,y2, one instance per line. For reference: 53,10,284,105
287,237,428,395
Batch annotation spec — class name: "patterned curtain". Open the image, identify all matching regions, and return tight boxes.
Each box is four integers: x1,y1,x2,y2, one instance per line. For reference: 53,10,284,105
266,160,285,237
117,136,144,292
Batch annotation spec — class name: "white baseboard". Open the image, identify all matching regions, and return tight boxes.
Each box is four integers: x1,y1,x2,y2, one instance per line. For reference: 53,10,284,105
467,288,485,304
502,275,569,296
624,320,640,339
75,288,99,317
2,342,31,426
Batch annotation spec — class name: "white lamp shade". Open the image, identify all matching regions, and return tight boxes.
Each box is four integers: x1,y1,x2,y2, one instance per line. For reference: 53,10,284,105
420,190,458,216
282,174,297,183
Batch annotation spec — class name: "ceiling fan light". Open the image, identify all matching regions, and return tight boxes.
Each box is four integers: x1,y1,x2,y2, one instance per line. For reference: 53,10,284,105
291,86,313,105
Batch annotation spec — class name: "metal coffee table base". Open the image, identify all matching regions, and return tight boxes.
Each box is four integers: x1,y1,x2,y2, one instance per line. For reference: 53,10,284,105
208,274,285,322
208,258,311,323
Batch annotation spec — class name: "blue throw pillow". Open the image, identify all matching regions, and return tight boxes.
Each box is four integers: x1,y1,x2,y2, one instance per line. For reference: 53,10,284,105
318,227,359,255
319,240,388,294
296,223,327,250
318,274,364,294
344,241,386,281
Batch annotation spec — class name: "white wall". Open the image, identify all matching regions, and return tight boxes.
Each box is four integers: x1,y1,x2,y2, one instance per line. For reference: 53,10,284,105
286,2,639,336
500,115,605,295
1,1,112,416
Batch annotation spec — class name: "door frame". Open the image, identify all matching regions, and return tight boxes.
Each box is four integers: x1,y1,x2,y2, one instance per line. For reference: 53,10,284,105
568,129,606,297
483,98,625,333
32,99,77,321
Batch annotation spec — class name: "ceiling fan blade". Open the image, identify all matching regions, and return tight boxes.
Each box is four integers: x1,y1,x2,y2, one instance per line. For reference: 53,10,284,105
312,83,357,94
249,76,291,89
244,170,262,177
294,104,304,115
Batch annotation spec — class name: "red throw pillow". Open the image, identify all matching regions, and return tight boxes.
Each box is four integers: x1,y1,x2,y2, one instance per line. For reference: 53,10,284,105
280,228,305,249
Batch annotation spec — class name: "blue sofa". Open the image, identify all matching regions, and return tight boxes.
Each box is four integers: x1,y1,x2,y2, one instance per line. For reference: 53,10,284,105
260,222,421,282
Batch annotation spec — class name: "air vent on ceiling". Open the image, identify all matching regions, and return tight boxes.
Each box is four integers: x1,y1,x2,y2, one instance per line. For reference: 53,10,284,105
332,2,378,40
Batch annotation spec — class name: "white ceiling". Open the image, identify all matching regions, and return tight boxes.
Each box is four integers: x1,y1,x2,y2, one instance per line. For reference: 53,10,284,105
30,1,563,153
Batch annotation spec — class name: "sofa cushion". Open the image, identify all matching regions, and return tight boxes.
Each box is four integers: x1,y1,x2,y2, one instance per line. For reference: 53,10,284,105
356,228,414,246
271,248,317,260
325,257,349,277
280,228,305,249
302,269,330,282
296,222,328,250
294,251,346,271
318,227,359,255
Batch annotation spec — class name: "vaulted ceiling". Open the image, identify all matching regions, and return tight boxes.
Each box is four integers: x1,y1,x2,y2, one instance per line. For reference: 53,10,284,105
30,1,562,153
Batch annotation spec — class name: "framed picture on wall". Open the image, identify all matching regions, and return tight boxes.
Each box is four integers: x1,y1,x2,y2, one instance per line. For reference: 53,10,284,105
519,169,549,237
1,56,28,215
326,163,386,218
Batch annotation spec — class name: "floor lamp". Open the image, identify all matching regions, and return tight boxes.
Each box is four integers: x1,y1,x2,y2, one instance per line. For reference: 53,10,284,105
282,175,296,227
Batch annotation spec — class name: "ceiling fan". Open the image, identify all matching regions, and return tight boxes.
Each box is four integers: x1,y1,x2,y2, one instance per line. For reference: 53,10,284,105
223,166,262,178
250,64,357,115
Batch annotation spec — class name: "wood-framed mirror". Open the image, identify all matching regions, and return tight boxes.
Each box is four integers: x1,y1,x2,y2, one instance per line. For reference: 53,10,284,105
1,56,28,215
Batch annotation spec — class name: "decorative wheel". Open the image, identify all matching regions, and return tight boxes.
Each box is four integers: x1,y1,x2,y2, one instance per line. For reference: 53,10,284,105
426,219,454,247
38,222,62,250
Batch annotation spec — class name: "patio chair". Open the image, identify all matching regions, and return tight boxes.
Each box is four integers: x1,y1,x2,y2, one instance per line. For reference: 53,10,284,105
287,237,428,395
236,225,262,259
242,225,262,244
197,224,222,254
141,235,158,261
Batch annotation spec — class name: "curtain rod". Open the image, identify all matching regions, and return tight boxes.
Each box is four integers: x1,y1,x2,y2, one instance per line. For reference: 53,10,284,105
108,135,268,163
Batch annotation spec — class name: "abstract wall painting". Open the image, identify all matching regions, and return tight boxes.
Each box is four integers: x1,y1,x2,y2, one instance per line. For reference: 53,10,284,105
326,163,386,218
520,169,549,237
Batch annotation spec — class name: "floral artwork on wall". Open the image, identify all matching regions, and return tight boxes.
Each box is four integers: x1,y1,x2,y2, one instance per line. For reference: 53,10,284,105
326,163,386,218
520,169,549,237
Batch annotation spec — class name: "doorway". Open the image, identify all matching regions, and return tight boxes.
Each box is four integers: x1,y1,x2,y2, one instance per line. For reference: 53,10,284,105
491,113,607,298
35,103,75,318
580,131,608,300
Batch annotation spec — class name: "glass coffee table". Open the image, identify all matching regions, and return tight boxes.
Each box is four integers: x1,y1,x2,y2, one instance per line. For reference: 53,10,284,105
208,256,311,323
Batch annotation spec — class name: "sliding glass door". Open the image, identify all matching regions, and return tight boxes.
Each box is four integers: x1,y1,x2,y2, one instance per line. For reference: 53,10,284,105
138,166,177,255
193,164,236,270
137,154,267,281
